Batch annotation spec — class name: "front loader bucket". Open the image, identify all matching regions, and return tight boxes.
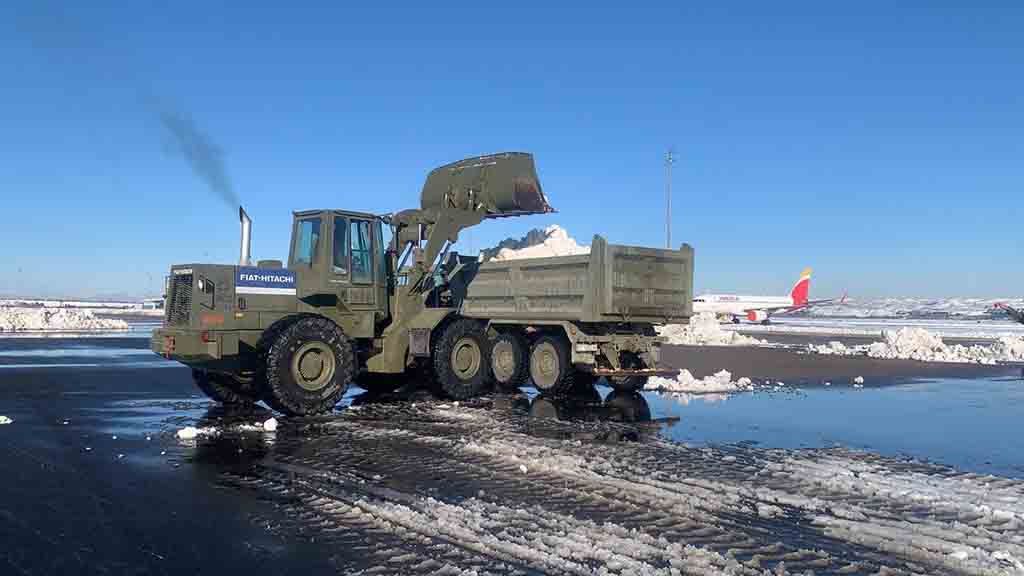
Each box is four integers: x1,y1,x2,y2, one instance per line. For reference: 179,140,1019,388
420,152,553,218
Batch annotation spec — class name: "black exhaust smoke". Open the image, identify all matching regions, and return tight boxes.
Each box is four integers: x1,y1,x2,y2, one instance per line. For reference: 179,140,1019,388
157,107,239,210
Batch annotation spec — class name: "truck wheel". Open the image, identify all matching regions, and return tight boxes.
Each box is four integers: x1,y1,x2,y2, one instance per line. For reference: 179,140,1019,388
434,319,493,400
491,331,529,391
529,335,576,395
265,317,354,416
192,369,255,405
608,352,649,392
605,390,652,423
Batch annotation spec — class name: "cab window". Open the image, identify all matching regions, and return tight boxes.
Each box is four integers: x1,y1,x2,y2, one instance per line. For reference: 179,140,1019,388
332,216,348,275
350,220,373,283
293,217,321,266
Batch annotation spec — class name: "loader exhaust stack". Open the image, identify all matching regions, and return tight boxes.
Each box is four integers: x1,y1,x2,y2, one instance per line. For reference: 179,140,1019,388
239,206,252,266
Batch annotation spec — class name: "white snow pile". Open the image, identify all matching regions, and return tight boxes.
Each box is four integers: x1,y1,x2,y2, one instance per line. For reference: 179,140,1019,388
646,369,753,394
178,418,279,440
808,327,1024,364
491,225,590,261
176,426,218,440
658,312,767,346
0,307,128,333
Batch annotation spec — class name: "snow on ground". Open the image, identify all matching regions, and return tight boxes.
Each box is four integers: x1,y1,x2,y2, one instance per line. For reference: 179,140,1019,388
734,316,1024,340
808,327,1024,364
646,368,753,394
177,417,280,441
0,307,129,333
490,225,590,261
659,311,767,346
258,401,1024,575
803,296,1024,319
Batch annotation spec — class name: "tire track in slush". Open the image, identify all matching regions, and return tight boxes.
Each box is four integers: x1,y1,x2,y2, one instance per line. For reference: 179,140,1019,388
201,398,1021,575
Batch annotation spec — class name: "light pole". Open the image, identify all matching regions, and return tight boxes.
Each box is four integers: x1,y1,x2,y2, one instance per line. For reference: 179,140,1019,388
665,148,676,249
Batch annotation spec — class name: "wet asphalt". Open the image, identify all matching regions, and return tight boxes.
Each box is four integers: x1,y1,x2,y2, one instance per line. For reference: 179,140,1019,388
1,335,1022,575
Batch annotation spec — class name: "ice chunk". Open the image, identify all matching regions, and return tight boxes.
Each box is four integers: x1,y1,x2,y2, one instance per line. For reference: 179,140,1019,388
176,426,217,440
646,369,753,394
658,312,767,346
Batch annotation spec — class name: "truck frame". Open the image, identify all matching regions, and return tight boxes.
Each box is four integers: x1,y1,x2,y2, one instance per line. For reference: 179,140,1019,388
152,152,694,415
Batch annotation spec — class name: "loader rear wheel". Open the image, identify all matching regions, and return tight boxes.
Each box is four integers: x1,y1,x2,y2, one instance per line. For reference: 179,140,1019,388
192,369,255,405
491,330,529,391
529,335,576,395
434,318,493,400
265,317,353,416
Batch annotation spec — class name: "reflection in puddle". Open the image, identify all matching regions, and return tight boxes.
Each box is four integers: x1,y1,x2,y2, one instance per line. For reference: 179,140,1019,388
644,377,1024,478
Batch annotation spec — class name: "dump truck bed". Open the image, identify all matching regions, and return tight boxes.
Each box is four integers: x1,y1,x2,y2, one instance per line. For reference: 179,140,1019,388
459,236,693,324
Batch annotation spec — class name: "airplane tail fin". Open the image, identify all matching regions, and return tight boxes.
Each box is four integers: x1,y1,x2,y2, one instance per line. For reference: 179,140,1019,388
791,267,812,306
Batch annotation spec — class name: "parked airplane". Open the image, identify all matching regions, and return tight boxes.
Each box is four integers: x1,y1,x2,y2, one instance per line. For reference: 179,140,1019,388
693,268,845,324
994,302,1024,325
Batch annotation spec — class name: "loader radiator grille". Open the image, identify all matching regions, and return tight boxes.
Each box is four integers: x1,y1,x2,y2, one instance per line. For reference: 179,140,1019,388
166,274,193,326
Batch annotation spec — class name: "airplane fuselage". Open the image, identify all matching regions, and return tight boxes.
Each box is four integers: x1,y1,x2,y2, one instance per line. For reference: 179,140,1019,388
692,294,795,317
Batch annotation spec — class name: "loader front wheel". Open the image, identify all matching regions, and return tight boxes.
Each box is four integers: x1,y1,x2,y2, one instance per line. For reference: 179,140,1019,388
192,369,255,406
265,317,353,416
434,318,493,400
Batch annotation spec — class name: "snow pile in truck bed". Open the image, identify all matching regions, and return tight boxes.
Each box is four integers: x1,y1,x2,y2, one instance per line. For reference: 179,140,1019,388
646,368,753,394
658,312,767,346
491,225,590,261
0,307,129,332
808,327,1024,364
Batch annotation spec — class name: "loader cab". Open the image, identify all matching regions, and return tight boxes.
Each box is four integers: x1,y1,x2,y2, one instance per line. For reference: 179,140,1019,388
288,209,389,335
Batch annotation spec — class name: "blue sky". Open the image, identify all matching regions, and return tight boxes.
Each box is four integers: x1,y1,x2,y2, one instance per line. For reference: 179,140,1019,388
1,1,1020,299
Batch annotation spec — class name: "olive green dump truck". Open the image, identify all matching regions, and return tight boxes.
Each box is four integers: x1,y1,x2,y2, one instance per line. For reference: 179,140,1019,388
153,152,694,416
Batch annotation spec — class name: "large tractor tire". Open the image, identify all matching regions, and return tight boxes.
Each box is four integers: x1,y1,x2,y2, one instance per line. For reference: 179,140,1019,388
433,318,493,400
528,334,577,395
192,369,256,405
265,316,354,416
490,330,530,391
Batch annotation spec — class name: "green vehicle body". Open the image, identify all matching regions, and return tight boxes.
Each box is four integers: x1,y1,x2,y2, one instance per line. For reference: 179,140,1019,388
152,152,694,413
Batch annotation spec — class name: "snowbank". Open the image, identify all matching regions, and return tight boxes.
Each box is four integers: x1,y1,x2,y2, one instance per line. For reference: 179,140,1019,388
491,225,589,261
808,327,1024,364
804,296,1024,319
658,312,767,346
646,369,753,394
0,307,128,332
